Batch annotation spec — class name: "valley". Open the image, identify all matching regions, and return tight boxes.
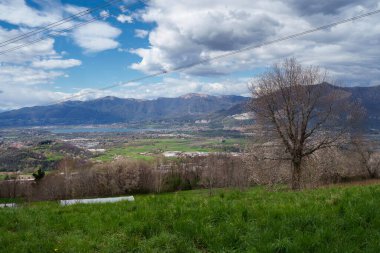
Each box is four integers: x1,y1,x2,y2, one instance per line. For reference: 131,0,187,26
0,124,248,174
1,1,379,251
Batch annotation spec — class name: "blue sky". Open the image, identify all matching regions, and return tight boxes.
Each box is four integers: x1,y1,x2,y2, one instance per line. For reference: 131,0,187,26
21,0,155,92
0,0,379,110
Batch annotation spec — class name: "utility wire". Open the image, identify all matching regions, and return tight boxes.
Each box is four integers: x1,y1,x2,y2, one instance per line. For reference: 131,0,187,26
0,0,124,48
0,16,101,56
53,9,380,104
171,9,380,72
0,1,139,55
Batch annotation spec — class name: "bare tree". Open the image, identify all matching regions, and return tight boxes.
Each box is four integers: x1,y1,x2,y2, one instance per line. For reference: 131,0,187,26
249,58,362,190
352,135,380,178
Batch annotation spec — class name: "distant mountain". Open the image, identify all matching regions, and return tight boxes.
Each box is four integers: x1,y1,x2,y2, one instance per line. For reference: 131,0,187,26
339,85,380,129
2,85,380,128
211,84,380,130
0,93,249,127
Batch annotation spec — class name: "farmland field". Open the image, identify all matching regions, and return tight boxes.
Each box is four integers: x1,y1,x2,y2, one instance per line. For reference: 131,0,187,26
95,137,246,161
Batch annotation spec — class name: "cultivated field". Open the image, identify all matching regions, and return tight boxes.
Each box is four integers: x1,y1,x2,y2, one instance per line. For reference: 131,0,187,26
96,137,246,161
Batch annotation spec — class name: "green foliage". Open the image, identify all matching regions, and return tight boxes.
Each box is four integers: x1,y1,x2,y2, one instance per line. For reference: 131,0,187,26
32,168,45,181
163,173,194,192
1,185,380,252
2,174,13,180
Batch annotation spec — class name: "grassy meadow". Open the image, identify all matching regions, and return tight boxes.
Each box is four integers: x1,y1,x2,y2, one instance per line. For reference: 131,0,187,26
1,184,380,252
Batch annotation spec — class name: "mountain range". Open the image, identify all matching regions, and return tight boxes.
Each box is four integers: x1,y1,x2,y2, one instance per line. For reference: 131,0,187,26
0,93,249,127
1,84,380,128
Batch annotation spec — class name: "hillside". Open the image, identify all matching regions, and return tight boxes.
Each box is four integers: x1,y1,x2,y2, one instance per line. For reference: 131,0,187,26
0,94,249,127
2,84,380,128
0,140,91,172
212,84,380,129
340,85,380,129
1,185,380,252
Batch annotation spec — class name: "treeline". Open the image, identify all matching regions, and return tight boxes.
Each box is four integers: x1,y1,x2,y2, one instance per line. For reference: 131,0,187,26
1,142,379,201
0,155,249,201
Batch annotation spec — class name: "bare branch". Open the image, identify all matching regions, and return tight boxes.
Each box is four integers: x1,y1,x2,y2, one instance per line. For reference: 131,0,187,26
248,58,362,190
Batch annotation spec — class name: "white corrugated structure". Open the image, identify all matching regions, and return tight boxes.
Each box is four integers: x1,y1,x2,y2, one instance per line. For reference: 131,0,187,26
60,196,135,206
0,203,16,208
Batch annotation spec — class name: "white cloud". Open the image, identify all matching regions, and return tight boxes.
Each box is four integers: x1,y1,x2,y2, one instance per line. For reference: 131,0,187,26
31,59,82,69
63,4,89,17
131,0,286,74
134,29,149,38
0,84,67,110
123,77,251,99
66,76,250,101
1,0,380,111
0,65,64,85
0,0,63,27
72,21,122,53
0,1,121,54
0,75,252,110
0,27,57,63
131,0,380,86
100,10,110,19
116,14,133,23
0,1,125,110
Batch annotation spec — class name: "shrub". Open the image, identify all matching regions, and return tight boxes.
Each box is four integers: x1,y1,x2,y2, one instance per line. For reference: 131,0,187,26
32,168,45,181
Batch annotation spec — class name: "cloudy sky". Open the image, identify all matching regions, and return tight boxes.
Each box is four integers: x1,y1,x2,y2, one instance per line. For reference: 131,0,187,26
0,0,379,110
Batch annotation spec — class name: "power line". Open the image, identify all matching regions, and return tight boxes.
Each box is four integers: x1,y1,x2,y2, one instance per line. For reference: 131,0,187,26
0,0,122,48
0,1,139,56
0,15,110,56
53,8,380,104
172,9,380,72
0,0,124,48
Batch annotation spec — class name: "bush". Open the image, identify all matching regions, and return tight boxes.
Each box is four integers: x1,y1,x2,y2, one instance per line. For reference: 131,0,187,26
32,168,45,181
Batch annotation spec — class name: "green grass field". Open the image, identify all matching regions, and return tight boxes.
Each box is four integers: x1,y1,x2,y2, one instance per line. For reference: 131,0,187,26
1,184,380,252
96,137,246,161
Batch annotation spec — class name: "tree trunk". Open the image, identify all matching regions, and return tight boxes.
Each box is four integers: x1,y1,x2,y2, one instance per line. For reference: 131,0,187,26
367,166,377,179
291,160,302,190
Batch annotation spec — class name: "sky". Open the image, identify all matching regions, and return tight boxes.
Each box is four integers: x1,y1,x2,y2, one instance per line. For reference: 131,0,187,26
0,0,379,110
